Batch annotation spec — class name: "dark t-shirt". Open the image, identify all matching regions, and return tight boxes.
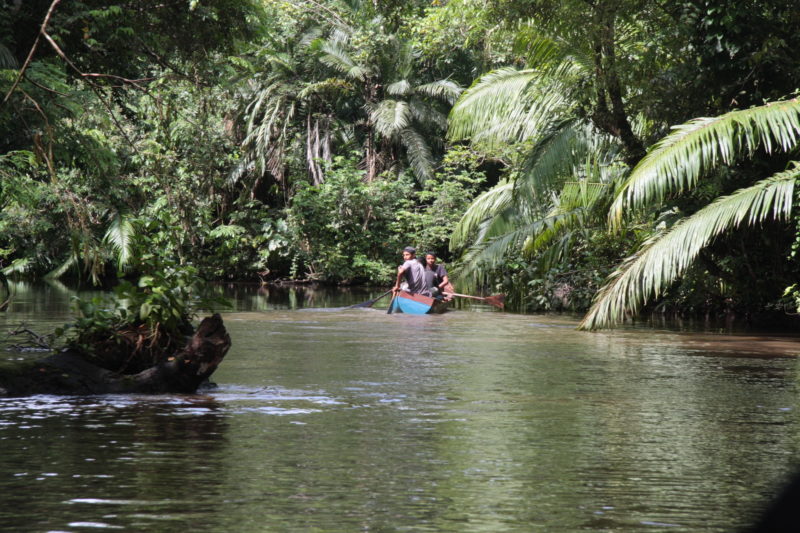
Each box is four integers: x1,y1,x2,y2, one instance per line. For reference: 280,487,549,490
427,263,448,287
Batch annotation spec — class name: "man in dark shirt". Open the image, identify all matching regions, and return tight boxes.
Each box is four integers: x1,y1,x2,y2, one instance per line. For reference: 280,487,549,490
424,252,452,299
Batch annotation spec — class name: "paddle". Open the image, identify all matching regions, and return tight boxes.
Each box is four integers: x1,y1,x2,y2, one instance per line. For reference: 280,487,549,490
348,289,393,308
387,290,398,314
443,291,505,309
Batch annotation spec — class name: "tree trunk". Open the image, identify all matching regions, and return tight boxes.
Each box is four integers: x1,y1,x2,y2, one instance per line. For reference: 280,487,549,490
306,115,332,185
590,4,645,165
0,314,231,397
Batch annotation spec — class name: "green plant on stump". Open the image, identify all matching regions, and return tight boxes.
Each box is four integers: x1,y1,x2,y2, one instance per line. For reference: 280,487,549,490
56,257,229,373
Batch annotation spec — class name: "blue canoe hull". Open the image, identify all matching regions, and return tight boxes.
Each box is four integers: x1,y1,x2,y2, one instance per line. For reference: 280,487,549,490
391,292,449,314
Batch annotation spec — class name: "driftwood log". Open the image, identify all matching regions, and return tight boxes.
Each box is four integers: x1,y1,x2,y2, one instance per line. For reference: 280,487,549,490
0,314,230,397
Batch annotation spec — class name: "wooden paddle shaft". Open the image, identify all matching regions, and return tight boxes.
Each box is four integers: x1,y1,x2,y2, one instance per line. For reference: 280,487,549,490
443,292,490,301
443,292,505,309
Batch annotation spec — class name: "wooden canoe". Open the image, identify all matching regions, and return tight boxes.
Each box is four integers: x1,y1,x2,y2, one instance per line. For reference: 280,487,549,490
390,291,449,315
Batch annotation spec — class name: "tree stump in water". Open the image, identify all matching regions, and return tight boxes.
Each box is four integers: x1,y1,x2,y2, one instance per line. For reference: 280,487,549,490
0,314,231,397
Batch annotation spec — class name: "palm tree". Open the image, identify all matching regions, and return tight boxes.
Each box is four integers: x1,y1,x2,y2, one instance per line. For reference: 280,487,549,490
446,36,629,293
579,99,800,330
240,13,460,188
316,28,461,182
449,121,625,285
238,25,341,193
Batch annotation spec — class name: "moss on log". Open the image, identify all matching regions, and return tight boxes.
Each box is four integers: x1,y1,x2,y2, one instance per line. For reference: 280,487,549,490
0,314,230,397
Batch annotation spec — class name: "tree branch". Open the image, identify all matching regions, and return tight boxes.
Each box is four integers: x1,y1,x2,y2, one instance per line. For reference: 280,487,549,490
40,31,139,152
2,0,62,105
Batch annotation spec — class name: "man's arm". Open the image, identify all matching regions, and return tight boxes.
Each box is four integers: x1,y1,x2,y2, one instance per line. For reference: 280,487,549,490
437,265,449,289
393,265,406,292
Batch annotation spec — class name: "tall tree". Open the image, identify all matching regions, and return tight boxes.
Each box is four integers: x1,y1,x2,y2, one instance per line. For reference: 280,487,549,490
317,28,460,181
446,35,629,294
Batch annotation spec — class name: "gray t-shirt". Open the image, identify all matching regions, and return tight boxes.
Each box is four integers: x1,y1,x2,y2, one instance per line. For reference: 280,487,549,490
401,259,429,295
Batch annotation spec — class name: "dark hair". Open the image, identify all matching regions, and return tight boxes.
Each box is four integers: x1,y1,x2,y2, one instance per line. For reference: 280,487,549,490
425,251,437,258
403,246,416,254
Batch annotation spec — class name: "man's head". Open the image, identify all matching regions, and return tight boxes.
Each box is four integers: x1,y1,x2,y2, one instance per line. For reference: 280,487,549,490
425,252,437,266
402,246,416,260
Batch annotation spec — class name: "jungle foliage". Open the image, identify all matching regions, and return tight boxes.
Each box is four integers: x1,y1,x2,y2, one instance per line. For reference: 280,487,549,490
2,0,800,328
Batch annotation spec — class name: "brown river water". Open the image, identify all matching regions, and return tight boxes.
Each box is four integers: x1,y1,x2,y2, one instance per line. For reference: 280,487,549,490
1,281,800,532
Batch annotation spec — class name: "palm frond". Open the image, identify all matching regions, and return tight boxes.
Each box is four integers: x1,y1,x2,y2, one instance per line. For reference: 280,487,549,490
495,83,574,145
400,128,434,182
474,224,528,265
534,231,577,273
448,68,539,142
45,255,78,280
514,120,623,209
407,99,447,131
298,26,324,48
558,180,608,211
320,40,368,81
523,181,608,256
226,157,255,187
450,180,516,248
296,78,353,99
581,164,800,330
103,213,136,269
257,51,295,74
386,80,411,96
244,88,297,176
449,67,575,149
371,100,411,137
455,204,582,283
208,224,246,239
515,119,585,198
415,80,463,105
524,207,582,253
2,258,31,276
512,29,567,68
610,99,800,225
454,219,532,282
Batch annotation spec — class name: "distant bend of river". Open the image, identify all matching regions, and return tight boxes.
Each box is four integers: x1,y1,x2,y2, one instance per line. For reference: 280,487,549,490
1,282,800,532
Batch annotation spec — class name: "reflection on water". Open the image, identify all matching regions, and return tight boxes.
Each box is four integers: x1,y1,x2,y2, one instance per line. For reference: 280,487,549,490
1,284,800,532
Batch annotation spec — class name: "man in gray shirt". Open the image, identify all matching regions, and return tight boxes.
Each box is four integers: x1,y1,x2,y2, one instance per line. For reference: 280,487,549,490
393,246,430,296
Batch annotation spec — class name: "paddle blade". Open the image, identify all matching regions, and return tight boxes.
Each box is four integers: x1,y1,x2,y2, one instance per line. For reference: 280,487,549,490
484,294,505,309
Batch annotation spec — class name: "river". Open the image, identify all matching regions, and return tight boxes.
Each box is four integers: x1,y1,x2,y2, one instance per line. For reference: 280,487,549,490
2,282,800,532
